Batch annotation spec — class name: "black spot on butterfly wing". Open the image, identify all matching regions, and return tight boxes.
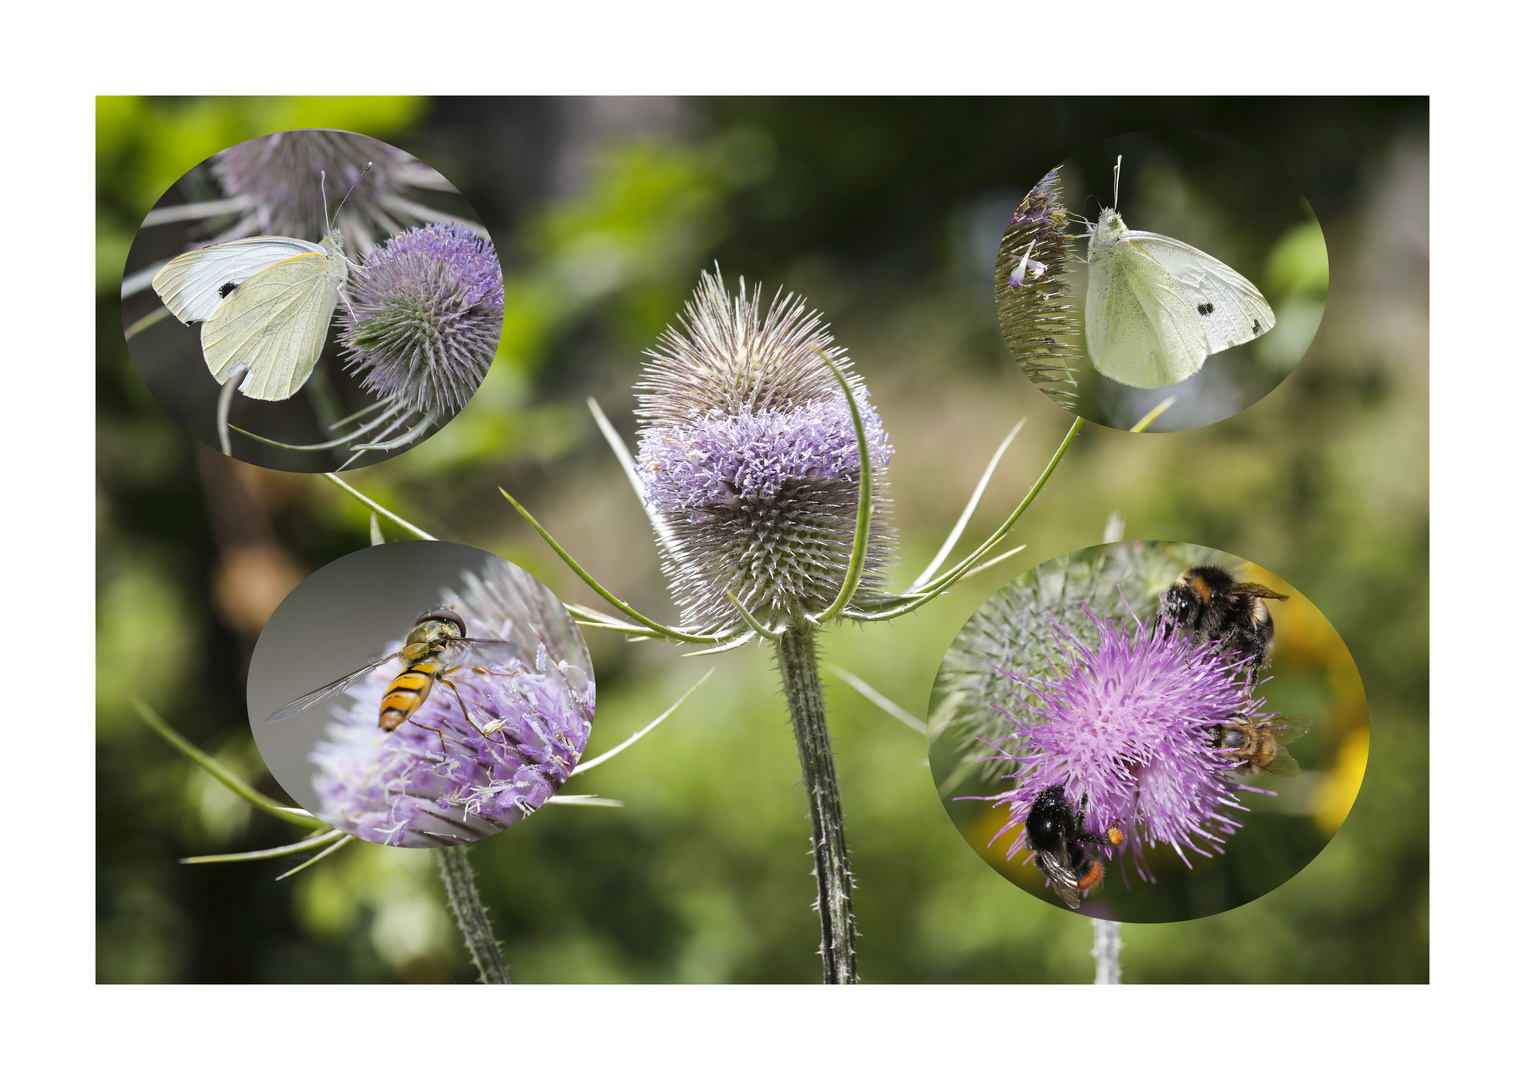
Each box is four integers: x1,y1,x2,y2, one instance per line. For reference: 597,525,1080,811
218,282,238,299
1197,302,1214,316
1252,318,1262,334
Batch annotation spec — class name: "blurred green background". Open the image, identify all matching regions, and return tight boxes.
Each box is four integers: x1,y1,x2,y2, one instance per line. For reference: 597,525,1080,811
96,96,1427,983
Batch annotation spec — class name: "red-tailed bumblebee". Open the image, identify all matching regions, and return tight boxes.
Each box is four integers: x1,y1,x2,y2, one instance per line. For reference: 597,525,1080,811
1023,785,1124,909
1157,564,1288,681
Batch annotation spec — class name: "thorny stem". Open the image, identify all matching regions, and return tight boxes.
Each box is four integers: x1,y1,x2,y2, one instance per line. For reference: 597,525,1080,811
435,846,511,985
776,620,856,984
1092,919,1122,985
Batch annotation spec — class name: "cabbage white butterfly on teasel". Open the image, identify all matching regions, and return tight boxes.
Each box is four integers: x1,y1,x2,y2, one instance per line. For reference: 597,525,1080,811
1084,156,1275,390
151,165,370,401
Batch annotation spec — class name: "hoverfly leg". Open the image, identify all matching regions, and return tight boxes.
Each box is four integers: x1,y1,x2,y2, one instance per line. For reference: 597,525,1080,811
438,671,493,741
470,663,518,680
405,717,449,758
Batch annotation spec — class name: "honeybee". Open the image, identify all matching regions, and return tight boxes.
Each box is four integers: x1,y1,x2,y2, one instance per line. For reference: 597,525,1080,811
1023,785,1125,909
264,609,524,751
1207,714,1312,778
1157,564,1289,680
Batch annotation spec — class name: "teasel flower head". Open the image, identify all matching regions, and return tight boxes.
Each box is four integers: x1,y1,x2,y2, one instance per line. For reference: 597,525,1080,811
990,607,1265,882
212,129,441,250
340,223,504,417
634,268,895,630
310,571,595,849
995,168,1081,406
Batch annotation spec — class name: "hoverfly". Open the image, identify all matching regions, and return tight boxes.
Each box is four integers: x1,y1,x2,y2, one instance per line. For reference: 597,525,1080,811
264,609,524,752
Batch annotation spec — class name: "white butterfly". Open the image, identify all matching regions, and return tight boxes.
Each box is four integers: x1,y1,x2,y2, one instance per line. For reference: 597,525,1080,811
1084,156,1275,390
151,227,349,401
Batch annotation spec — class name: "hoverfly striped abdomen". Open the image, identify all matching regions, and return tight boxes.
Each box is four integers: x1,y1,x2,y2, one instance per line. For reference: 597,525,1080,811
377,610,468,731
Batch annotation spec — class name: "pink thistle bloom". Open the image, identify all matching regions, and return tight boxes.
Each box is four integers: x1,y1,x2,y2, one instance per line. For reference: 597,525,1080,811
990,607,1269,892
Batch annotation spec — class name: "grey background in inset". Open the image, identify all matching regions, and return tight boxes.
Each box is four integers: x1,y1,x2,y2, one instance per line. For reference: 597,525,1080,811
247,540,534,814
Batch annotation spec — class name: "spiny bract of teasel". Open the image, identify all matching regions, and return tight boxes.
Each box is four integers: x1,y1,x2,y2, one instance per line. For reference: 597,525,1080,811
635,269,895,631
995,168,1081,406
310,563,595,849
989,608,1266,885
340,222,505,416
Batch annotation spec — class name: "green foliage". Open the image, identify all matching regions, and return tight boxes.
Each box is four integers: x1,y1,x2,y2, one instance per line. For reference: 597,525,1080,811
96,96,1427,984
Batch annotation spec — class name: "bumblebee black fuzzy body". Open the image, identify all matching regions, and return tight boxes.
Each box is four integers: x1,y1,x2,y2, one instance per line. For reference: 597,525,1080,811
1023,785,1123,909
1157,564,1288,681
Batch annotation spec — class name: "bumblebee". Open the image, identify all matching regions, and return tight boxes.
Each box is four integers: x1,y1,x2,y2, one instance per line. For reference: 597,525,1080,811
1208,714,1311,778
1157,564,1289,680
1023,785,1124,909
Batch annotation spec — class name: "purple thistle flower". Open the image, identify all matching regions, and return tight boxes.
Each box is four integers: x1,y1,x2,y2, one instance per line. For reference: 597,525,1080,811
635,268,894,629
340,223,504,417
310,570,594,849
990,607,1268,891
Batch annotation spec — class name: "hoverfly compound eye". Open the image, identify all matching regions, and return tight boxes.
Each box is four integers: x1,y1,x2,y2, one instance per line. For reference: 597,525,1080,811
419,609,467,636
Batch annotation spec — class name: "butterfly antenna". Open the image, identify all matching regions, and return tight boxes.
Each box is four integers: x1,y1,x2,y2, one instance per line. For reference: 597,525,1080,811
331,162,373,227
1112,155,1122,208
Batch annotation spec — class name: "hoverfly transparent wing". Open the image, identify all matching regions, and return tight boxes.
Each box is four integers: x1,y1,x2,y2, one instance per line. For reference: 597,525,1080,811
264,651,403,723
451,638,525,674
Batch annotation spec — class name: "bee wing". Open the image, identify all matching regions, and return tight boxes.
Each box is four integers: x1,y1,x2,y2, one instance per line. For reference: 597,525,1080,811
1034,851,1083,909
1268,713,1312,746
264,652,401,724
1226,581,1289,601
1263,746,1302,779
452,638,525,672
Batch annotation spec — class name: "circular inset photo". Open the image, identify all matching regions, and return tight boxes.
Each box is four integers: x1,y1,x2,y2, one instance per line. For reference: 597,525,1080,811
248,542,594,848
995,129,1328,432
121,129,504,471
928,541,1365,921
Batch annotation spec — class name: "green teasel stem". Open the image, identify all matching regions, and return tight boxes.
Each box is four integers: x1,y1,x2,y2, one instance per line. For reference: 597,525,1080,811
435,845,512,985
776,620,857,984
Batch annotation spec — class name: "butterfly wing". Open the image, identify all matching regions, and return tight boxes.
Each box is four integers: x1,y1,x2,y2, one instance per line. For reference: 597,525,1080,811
151,236,326,325
200,239,345,400
1086,236,1208,389
1126,231,1276,355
